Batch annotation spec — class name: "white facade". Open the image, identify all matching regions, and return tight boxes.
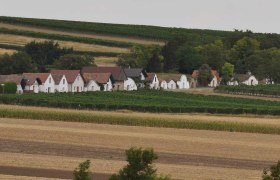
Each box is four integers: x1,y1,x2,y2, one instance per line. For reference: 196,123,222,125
124,78,137,91
16,84,23,94
39,74,55,93
177,75,190,89
167,80,177,90
85,80,101,92
103,78,113,91
25,82,39,93
160,81,168,90
227,80,239,86
209,76,219,87
69,74,84,92
242,76,258,86
55,75,68,93
150,74,159,89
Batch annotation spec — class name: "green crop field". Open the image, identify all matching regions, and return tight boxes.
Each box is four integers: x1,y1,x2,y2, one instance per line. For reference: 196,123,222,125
215,85,280,97
0,90,279,115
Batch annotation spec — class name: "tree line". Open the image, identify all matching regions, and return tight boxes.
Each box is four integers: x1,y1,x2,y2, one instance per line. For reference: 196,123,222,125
0,41,96,75
118,32,280,84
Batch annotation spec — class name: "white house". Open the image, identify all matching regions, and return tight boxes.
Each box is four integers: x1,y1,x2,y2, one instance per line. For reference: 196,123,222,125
168,80,177,90
160,80,168,90
124,77,137,91
176,75,190,89
82,73,113,91
23,75,39,93
53,74,68,92
23,73,55,93
229,73,258,86
51,70,84,92
147,73,159,89
0,74,24,94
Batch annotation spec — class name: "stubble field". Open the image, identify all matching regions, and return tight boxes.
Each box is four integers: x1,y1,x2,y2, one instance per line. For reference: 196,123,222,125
0,105,279,179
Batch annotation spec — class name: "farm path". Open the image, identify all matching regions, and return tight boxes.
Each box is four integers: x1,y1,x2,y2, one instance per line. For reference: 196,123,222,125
0,118,279,179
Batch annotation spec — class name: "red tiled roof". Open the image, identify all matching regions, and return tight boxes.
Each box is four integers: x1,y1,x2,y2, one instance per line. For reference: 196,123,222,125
23,73,50,85
51,70,80,84
0,74,23,84
81,67,127,81
82,73,112,84
52,74,64,85
146,73,156,81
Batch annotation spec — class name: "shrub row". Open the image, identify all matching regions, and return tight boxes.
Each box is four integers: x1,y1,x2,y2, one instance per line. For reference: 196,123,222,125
215,85,280,97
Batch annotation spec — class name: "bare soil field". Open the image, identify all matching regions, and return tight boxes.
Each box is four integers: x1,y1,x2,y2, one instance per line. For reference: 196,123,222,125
0,23,165,45
0,116,279,179
0,34,129,53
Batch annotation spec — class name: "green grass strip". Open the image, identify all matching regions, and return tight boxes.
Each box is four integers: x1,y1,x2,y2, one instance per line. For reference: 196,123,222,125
0,106,280,135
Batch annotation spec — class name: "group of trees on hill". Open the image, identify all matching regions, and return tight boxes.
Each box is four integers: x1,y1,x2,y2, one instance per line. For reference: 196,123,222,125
118,32,280,84
0,41,96,75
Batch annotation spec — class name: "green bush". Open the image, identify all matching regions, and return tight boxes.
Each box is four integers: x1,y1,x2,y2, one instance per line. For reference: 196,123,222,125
0,82,17,94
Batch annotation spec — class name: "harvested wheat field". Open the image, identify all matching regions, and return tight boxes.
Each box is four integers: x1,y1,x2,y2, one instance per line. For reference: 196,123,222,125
0,108,279,179
0,48,16,55
0,34,129,53
0,23,165,45
94,56,118,66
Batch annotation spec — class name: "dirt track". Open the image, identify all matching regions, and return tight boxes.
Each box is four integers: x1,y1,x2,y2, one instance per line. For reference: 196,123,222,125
0,118,279,179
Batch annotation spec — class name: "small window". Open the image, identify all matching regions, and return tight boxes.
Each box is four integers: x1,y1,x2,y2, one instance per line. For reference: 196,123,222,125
63,79,65,84
77,76,80,81
49,78,51,83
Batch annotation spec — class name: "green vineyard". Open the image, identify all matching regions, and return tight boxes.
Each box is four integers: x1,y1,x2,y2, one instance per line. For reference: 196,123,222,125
0,90,279,115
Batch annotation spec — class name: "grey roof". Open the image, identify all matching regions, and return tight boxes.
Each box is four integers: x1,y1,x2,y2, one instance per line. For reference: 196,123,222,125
124,68,147,78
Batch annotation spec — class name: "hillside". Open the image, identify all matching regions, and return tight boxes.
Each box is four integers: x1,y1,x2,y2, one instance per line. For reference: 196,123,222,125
1,16,280,68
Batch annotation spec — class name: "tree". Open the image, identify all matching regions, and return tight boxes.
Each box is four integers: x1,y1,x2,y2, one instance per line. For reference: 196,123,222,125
0,52,37,75
198,64,212,87
220,62,234,85
263,161,280,180
117,45,163,72
110,147,169,180
73,160,91,180
197,40,227,70
175,44,206,74
54,54,95,70
25,41,73,72
228,37,260,73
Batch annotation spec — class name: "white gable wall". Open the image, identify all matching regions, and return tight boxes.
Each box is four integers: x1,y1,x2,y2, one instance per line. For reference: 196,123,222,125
242,76,258,86
85,80,101,92
71,74,84,92
103,78,113,91
167,80,177,89
39,74,55,93
209,76,218,87
177,75,190,89
160,81,168,90
55,75,68,92
124,78,137,91
150,74,159,89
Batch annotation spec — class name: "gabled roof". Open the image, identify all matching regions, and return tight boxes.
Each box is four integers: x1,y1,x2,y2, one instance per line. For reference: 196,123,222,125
23,73,50,85
52,74,65,85
234,74,252,82
192,70,221,81
124,68,147,78
51,70,80,84
0,74,23,84
146,73,156,81
81,67,127,81
157,73,184,82
82,73,113,84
